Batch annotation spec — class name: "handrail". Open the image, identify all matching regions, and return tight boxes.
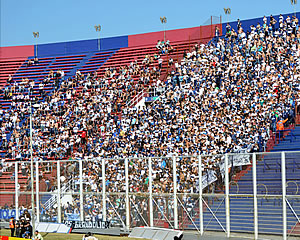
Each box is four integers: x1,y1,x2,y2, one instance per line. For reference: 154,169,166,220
126,90,145,108
44,179,73,210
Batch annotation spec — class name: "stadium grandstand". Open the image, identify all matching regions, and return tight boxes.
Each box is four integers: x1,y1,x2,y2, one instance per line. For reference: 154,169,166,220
0,9,300,240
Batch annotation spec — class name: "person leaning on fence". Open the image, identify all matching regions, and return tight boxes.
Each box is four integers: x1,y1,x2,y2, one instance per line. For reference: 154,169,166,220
9,216,15,237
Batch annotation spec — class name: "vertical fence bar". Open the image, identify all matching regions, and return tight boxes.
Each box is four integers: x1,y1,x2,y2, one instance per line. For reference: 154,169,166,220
281,152,287,240
125,158,130,230
173,156,178,229
57,160,61,223
102,158,106,222
252,153,258,239
225,154,230,237
79,159,84,221
15,162,19,220
198,155,203,235
149,157,153,227
35,162,40,222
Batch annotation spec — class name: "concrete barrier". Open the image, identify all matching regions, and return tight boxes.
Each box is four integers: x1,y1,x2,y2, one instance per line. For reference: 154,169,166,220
129,227,183,240
35,222,70,234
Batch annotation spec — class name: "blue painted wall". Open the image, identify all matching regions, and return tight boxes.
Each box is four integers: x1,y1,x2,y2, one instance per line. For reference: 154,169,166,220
36,35,128,57
222,12,300,35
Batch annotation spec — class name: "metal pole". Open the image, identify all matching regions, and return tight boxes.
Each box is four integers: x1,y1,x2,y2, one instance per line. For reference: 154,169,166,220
102,158,106,222
35,162,40,222
79,159,84,221
198,155,203,235
173,157,178,229
211,16,213,37
29,103,35,232
220,15,222,36
57,160,61,223
281,152,287,240
164,24,166,42
149,157,153,227
225,154,230,238
15,162,19,220
252,153,258,239
125,158,130,230
98,33,100,51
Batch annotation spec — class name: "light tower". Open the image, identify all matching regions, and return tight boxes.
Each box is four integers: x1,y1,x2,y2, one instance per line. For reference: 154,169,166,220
160,16,167,42
94,25,101,51
33,32,39,57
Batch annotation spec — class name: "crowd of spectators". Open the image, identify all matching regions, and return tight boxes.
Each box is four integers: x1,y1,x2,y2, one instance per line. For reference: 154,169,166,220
0,14,299,226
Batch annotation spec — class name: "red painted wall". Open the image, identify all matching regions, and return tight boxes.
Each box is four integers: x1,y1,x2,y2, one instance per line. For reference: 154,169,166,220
0,45,34,59
128,24,220,47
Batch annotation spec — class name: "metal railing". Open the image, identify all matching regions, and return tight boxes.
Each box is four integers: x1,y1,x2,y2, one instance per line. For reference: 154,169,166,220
0,151,299,240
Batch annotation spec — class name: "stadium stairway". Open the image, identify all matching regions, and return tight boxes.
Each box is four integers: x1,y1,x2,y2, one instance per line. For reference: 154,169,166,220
77,49,118,75
184,127,300,236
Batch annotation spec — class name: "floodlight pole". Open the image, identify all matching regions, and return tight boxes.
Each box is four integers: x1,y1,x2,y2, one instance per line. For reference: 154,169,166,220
95,25,101,51
33,32,39,57
291,0,297,18
160,17,167,42
224,8,231,32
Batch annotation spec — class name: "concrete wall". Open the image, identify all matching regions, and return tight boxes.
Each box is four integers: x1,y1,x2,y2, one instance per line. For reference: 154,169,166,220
128,24,220,47
35,35,128,57
0,45,34,59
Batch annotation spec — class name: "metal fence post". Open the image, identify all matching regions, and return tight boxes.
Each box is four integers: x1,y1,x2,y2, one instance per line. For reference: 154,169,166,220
102,158,106,222
57,160,61,223
15,162,19,220
198,155,203,235
281,152,287,240
79,159,84,221
173,156,178,229
125,158,130,230
225,154,230,238
252,153,258,239
35,162,40,222
149,157,153,227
